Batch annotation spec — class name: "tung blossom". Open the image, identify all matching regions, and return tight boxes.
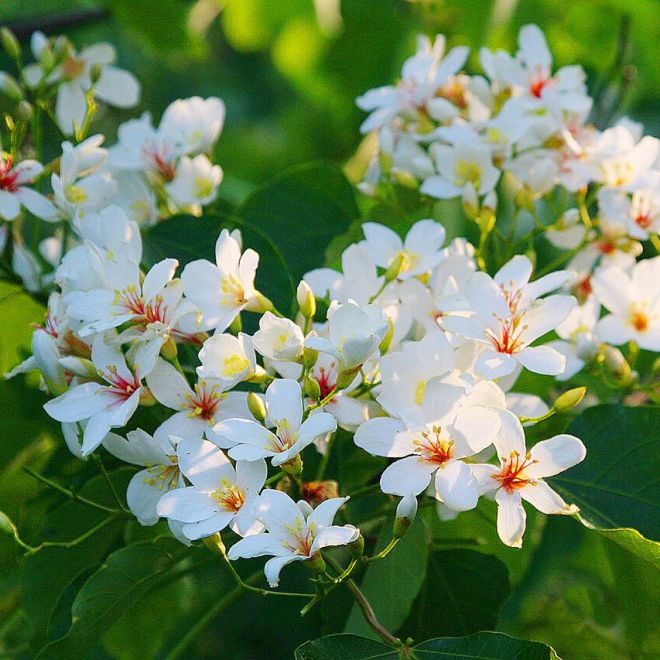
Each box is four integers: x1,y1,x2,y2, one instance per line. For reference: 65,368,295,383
473,410,586,548
228,490,359,587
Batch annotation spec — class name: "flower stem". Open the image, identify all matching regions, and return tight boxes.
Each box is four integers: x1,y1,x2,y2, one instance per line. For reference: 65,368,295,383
22,466,127,515
364,537,400,563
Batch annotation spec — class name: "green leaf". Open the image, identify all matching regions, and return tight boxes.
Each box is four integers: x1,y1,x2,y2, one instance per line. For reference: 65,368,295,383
294,632,559,659
36,537,189,658
295,633,393,659
400,549,510,640
549,405,660,563
344,516,429,638
237,162,358,311
413,632,559,658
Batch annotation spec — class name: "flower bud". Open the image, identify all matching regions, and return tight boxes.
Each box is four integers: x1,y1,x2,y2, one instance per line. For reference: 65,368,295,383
482,190,498,213
160,335,178,361
0,28,21,61
58,356,96,379
304,376,321,401
393,493,417,538
89,63,103,85
553,386,586,412
139,387,157,407
301,480,339,505
0,72,23,103
16,100,33,122
378,317,395,354
247,391,267,423
251,291,274,314
514,186,535,212
602,345,636,386
202,532,226,556
296,280,316,319
303,346,318,369
385,253,405,282
336,366,359,390
391,168,419,189
282,454,303,476
0,510,15,536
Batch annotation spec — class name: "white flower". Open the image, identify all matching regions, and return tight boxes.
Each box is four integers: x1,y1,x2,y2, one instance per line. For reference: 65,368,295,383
197,332,256,388
545,209,587,250
422,140,500,199
181,229,260,333
25,33,140,135
103,428,183,525
252,312,305,362
359,219,446,280
165,154,223,207
356,34,468,133
160,96,226,155
0,156,56,221
51,135,116,220
227,490,358,587
355,379,500,511
598,186,660,241
546,297,600,381
43,332,152,455
305,301,389,377
156,436,266,540
473,410,585,548
214,378,337,466
442,256,575,378
304,244,382,306
146,358,252,442
592,257,660,351
377,331,455,423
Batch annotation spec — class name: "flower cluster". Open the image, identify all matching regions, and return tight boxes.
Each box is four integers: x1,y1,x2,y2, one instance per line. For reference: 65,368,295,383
1,31,224,293
4,24,659,595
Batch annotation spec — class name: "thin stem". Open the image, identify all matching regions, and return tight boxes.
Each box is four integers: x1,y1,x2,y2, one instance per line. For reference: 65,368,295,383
368,278,389,304
315,431,335,480
264,471,284,486
24,515,119,556
324,555,399,647
23,466,126,515
364,537,400,563
519,408,557,425
93,454,128,513
165,571,262,660
308,387,338,412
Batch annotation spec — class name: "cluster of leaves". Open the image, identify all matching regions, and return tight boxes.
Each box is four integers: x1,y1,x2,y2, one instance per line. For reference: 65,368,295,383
1,163,658,659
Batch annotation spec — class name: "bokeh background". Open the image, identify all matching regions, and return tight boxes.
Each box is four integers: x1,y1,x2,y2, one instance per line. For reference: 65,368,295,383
0,1,658,658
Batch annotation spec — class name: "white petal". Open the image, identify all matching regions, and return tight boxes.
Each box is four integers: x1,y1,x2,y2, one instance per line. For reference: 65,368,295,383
56,82,86,135
43,382,106,422
227,532,288,560
145,358,191,409
516,345,566,376
126,470,163,525
495,489,526,548
182,511,235,540
264,555,303,587
354,417,408,457
94,66,140,107
235,459,267,494
434,461,479,512
520,481,574,514
526,434,586,478
156,486,220,522
307,496,350,530
493,409,526,459
380,456,436,496
177,436,234,489
474,350,517,379
213,418,276,450
266,378,302,429
298,412,337,446
311,525,359,552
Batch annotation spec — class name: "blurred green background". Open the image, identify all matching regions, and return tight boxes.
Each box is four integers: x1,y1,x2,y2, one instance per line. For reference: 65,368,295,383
2,0,658,205
1,2,659,659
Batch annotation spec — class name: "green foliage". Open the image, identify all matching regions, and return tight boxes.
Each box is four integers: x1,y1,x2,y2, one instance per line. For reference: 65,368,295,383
295,631,559,659
549,404,660,561
37,537,191,658
345,517,430,638
400,549,511,640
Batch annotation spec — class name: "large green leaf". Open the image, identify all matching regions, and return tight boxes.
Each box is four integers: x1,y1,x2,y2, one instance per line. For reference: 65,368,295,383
400,549,510,641
344,516,429,638
295,632,558,659
549,405,660,564
36,537,189,659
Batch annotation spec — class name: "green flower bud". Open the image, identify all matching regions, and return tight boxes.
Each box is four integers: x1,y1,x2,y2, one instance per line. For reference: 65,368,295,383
296,280,316,318
282,454,303,476
0,28,20,61
385,253,405,282
553,386,586,412
89,62,103,85
202,532,226,556
304,551,326,575
304,376,321,401
160,335,178,361
16,100,33,121
0,72,23,103
247,391,267,423
602,346,635,385
303,346,318,369
139,387,158,407
378,317,394,354
393,494,417,538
